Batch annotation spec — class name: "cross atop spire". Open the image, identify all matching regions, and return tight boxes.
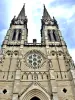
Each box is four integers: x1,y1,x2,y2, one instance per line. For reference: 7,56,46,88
42,5,52,21
17,4,26,20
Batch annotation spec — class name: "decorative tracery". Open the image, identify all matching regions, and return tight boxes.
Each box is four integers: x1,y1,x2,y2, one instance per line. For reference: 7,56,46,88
27,53,43,69
24,50,47,69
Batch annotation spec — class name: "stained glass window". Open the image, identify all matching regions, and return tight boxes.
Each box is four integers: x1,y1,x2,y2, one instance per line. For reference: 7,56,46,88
27,53,43,68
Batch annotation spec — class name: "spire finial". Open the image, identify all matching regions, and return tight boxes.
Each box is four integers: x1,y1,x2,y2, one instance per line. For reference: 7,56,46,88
23,3,25,7
42,4,52,21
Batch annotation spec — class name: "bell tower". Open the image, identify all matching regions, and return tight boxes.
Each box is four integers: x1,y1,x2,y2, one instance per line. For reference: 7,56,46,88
2,4,28,48
41,5,75,100
41,5,65,46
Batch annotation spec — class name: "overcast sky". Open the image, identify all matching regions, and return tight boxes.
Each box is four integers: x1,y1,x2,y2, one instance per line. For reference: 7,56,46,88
0,0,75,62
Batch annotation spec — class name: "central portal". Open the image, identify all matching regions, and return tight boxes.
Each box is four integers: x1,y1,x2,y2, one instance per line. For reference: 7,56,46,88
21,89,49,100
30,97,40,100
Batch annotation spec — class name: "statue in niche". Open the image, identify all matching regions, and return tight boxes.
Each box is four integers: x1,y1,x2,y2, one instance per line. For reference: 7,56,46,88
48,60,53,69
17,58,21,69
53,16,59,28
10,16,24,26
11,16,16,24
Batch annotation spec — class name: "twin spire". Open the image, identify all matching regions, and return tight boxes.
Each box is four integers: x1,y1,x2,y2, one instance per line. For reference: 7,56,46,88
17,4,51,21
10,4,58,28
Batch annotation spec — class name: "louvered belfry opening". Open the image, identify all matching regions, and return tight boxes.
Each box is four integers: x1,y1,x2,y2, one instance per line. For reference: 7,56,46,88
48,30,51,41
12,29,16,40
47,30,58,41
53,30,57,41
18,29,22,40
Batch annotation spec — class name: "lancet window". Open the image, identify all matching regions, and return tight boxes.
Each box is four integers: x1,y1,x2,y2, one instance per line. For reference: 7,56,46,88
18,29,22,40
12,29,16,40
47,29,58,41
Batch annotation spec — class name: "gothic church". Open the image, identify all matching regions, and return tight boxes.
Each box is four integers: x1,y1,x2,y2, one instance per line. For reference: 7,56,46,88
0,4,75,100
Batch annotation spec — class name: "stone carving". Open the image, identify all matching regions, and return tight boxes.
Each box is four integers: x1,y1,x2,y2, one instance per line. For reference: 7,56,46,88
21,71,48,81
17,58,21,69
10,16,27,26
53,16,59,28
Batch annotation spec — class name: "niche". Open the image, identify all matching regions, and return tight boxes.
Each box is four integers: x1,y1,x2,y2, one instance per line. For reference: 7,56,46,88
28,73,32,80
23,73,28,80
43,73,47,80
38,73,42,80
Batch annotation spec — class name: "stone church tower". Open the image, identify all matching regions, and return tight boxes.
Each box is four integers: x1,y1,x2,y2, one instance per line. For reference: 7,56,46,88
0,4,75,100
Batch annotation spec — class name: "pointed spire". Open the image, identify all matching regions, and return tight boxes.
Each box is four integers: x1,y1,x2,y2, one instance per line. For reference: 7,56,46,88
17,4,26,20
42,5,52,21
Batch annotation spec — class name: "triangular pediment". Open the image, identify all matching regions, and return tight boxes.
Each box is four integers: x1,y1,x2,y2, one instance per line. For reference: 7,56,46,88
19,82,51,100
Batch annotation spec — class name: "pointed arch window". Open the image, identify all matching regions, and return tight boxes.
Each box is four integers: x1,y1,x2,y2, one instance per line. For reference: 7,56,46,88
53,30,57,41
48,30,51,41
47,29,59,41
12,29,16,40
18,29,22,40
53,30,59,41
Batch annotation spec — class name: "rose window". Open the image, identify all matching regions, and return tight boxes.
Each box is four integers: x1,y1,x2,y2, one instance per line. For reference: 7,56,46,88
27,53,43,69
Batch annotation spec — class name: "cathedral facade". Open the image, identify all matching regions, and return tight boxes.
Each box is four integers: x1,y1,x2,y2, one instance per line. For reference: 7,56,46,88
0,4,75,100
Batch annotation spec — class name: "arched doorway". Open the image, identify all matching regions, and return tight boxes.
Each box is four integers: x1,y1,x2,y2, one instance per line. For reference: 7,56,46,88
20,89,50,100
30,97,40,100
